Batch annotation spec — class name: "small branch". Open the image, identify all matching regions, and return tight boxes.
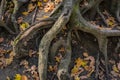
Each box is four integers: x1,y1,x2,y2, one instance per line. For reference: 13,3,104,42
57,31,72,80
95,52,100,79
31,7,38,24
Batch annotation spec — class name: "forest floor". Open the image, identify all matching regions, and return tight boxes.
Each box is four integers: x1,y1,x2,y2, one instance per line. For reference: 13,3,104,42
0,0,120,80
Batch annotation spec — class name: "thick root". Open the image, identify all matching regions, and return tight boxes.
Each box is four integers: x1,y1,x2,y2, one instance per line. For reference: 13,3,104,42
13,20,53,58
57,31,72,80
50,38,66,61
38,0,73,79
97,36,109,79
70,0,120,79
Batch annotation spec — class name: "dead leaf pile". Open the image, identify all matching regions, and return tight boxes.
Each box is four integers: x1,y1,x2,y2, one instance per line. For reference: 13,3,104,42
71,52,95,80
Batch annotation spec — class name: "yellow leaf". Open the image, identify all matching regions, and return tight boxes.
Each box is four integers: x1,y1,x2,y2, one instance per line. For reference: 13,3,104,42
37,1,42,7
43,0,48,2
20,22,29,31
74,75,80,80
113,65,119,73
75,58,87,67
22,12,29,16
55,56,61,62
71,66,79,74
81,61,87,67
14,74,21,80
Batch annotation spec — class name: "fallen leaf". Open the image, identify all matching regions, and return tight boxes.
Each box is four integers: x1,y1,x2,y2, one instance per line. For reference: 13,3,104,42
6,76,10,80
75,58,87,67
21,75,28,80
37,1,43,7
113,65,119,73
71,66,79,75
22,12,29,16
14,74,21,80
44,2,55,12
48,65,54,72
0,37,4,43
20,22,29,31
74,75,80,80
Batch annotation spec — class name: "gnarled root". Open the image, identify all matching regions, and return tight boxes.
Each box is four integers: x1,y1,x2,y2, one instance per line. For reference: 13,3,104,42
57,31,72,80
38,0,73,79
70,0,120,79
50,38,66,61
13,19,54,58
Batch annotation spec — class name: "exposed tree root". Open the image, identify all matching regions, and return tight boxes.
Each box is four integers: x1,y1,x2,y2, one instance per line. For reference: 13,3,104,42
38,0,73,79
12,0,28,33
50,38,66,61
49,1,63,17
95,52,100,79
0,0,16,34
115,39,120,53
97,4,109,27
116,0,120,22
57,31,72,80
70,0,120,79
9,0,120,79
13,19,54,57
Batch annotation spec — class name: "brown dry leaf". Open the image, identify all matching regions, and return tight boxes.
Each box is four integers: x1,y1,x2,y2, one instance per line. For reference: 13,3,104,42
28,3,36,12
5,58,13,65
54,0,62,5
44,2,55,12
106,17,116,27
29,50,36,57
87,69,94,77
0,37,4,43
59,47,65,52
48,65,54,72
5,51,15,66
6,76,10,80
20,60,29,69
21,75,28,80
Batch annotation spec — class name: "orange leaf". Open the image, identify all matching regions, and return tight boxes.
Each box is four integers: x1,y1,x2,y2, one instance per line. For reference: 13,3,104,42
21,75,28,80
0,37,4,43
